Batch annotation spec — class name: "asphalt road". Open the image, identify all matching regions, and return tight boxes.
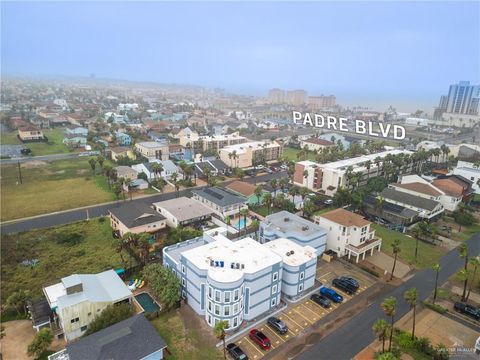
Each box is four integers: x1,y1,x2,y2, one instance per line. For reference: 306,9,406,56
0,152,80,164
297,231,480,360
0,171,287,234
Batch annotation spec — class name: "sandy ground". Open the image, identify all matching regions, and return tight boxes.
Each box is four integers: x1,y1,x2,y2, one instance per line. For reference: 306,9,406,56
366,252,411,278
355,307,479,360
0,320,65,360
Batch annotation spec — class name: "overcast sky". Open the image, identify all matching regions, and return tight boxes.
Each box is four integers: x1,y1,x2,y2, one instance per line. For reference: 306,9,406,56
2,1,479,112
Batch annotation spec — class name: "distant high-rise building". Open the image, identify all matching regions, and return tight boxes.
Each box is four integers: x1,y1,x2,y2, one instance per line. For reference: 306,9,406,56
308,95,336,110
286,90,307,106
434,81,480,120
267,88,285,103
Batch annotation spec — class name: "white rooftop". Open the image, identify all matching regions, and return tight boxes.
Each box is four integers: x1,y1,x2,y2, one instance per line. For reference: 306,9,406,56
263,238,317,266
198,133,246,141
319,149,413,170
220,141,280,154
43,270,132,310
181,233,282,283
136,141,168,148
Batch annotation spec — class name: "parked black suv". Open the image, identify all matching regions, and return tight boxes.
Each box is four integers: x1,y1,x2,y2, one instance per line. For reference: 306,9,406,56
339,276,360,290
332,278,357,295
267,316,288,334
227,343,249,360
311,293,331,308
454,302,480,320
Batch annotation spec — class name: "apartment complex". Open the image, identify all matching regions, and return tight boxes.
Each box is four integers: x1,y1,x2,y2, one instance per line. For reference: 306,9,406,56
163,228,317,329
314,209,381,263
307,95,336,110
259,211,327,255
178,132,247,153
286,90,307,106
299,137,335,152
43,270,133,341
219,141,283,168
267,88,286,104
433,81,480,126
293,150,415,196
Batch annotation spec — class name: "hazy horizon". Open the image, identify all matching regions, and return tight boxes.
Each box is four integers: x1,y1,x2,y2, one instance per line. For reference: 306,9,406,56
2,1,479,113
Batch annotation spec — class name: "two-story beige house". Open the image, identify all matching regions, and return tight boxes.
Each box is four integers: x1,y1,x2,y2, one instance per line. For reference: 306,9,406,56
109,203,167,237
314,208,381,263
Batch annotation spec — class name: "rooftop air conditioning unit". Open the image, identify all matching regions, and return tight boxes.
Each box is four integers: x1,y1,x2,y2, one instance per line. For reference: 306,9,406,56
291,250,295,255
284,218,290,222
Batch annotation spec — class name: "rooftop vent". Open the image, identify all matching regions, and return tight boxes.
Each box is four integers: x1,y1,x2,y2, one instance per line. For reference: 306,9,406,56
284,217,290,222
302,226,309,231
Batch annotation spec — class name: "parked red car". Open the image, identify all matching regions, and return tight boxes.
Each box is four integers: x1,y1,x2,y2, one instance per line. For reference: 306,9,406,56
249,329,271,350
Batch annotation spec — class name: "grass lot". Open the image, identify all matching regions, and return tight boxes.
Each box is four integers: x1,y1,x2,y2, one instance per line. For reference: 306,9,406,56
451,223,480,241
151,310,223,360
282,147,317,161
372,224,446,269
1,219,123,299
313,207,336,216
1,128,72,156
250,205,281,217
1,157,116,221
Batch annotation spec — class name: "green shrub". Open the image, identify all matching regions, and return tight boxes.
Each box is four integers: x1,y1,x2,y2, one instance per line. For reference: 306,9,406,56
55,232,83,246
360,266,380,278
84,303,134,336
423,301,448,314
452,211,475,226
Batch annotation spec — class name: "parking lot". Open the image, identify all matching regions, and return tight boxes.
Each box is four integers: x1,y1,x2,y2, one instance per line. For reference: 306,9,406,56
225,259,378,360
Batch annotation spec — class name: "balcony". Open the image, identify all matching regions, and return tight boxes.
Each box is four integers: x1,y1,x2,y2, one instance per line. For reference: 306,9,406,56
345,238,382,263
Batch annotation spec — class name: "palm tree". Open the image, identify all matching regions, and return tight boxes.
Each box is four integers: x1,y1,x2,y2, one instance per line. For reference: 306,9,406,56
138,233,151,265
240,208,248,236
279,177,289,193
466,256,480,301
432,263,441,304
254,186,263,206
381,296,397,352
88,158,97,176
404,287,419,339
270,179,278,198
124,178,133,200
390,239,401,280
214,320,229,359
96,155,105,169
458,243,469,301
411,224,422,262
372,318,389,353
251,219,260,241
299,187,310,216
112,237,128,269
171,172,179,198
263,193,273,214
151,163,163,180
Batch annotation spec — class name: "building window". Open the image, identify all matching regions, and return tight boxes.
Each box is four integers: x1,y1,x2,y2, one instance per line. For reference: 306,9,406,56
273,272,278,282
182,265,186,274
208,286,213,299
70,317,79,324
165,263,169,269
300,272,305,280
272,285,277,294
271,298,277,307
224,291,231,303
182,278,186,286
233,303,239,314
233,317,238,327
215,305,220,315
299,284,304,292
224,305,230,316
208,315,212,325
208,301,212,312
234,289,239,301
80,325,87,332
215,290,221,302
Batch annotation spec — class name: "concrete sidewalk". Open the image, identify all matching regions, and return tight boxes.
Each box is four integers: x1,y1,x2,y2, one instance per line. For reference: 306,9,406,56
367,251,411,279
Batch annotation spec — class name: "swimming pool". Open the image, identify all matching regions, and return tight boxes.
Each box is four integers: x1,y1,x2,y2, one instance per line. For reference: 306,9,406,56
234,218,246,230
135,292,160,313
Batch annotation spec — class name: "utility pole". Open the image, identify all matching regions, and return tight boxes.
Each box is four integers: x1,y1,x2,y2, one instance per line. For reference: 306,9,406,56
17,161,23,184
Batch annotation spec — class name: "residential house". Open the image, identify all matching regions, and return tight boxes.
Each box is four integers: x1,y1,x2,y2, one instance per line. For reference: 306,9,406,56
109,203,167,236
18,126,45,141
453,161,480,194
153,197,213,228
260,211,327,254
49,314,167,360
193,159,229,178
65,126,89,137
110,147,136,162
115,131,132,146
225,180,265,206
135,141,169,161
363,195,419,226
132,160,179,180
433,175,475,205
63,134,87,148
379,187,444,220
42,270,133,341
191,187,248,220
314,208,382,262
115,166,138,181
162,227,317,329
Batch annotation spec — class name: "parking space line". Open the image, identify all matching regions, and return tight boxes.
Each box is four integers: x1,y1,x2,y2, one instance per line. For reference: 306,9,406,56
297,302,321,320
260,325,285,345
243,336,265,358
306,300,327,315
291,306,314,325
281,312,304,331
